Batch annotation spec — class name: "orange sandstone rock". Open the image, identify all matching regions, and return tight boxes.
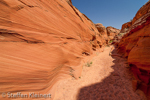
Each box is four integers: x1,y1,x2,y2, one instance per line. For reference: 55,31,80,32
0,0,107,99
118,1,150,98
95,23,110,44
106,26,120,40
120,21,132,33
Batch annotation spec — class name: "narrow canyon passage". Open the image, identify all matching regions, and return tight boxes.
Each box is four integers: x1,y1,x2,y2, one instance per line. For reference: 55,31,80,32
54,46,146,100
0,1,150,100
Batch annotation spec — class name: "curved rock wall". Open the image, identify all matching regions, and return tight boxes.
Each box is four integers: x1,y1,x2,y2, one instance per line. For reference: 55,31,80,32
118,1,150,98
0,0,107,99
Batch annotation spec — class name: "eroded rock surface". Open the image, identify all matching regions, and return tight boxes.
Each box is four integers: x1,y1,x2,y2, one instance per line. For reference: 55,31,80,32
95,24,120,44
120,21,132,33
118,1,150,98
106,26,120,40
95,23,109,44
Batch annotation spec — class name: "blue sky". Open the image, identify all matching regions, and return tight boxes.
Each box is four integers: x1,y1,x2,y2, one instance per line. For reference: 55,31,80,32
72,0,148,29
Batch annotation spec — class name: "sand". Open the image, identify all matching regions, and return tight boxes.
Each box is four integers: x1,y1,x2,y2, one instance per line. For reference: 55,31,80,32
54,46,147,100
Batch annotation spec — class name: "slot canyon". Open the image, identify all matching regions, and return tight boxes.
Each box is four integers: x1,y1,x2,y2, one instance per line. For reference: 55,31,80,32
0,0,150,100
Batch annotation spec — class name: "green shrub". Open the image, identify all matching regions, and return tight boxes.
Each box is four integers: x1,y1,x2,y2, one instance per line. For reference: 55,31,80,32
86,61,93,67
109,40,113,43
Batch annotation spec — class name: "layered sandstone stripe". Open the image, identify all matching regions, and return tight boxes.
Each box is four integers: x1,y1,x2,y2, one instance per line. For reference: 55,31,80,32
0,0,108,99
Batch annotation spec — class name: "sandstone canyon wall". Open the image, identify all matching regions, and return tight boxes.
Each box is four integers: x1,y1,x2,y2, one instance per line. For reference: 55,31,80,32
0,0,112,99
106,26,120,40
95,23,120,44
118,1,150,98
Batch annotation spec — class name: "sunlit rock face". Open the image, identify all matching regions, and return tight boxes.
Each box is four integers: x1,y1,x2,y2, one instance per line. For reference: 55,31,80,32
95,23,110,44
106,26,120,40
120,21,132,33
0,0,107,99
95,24,120,44
118,1,150,98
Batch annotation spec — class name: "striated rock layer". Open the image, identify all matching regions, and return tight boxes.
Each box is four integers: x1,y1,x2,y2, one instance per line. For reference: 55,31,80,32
117,1,150,98
0,0,109,99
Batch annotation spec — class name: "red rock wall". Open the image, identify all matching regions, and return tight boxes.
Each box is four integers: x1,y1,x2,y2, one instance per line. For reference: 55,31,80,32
95,23,110,44
95,24,120,44
120,21,132,33
0,0,107,99
106,26,120,40
118,1,150,98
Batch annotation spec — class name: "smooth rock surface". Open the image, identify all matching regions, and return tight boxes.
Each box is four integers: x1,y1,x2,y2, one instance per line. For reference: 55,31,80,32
0,0,109,99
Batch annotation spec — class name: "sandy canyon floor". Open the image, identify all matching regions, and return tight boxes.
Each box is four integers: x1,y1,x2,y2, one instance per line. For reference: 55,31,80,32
54,46,147,100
